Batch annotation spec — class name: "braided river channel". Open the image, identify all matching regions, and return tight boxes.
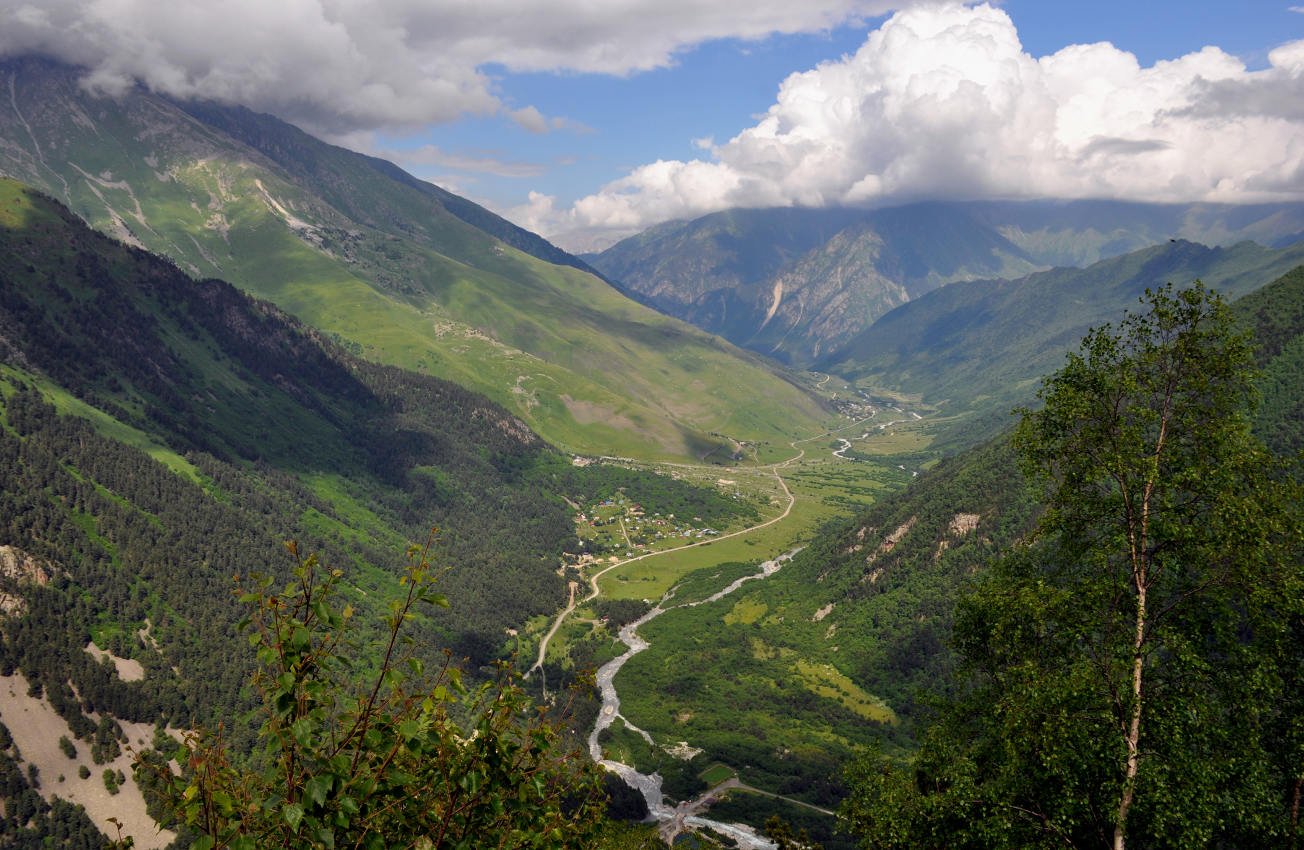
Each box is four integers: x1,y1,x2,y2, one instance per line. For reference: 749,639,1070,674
587,549,802,849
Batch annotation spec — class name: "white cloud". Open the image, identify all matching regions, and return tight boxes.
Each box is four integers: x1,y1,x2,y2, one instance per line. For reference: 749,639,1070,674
504,107,594,135
0,0,898,135
539,2,1304,245
508,106,551,134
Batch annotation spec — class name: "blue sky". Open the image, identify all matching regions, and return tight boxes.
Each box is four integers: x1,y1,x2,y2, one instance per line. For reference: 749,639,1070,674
395,1,1302,215
7,0,1303,249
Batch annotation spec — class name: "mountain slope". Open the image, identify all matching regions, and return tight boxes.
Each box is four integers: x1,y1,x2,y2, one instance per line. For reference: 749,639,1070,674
0,56,830,461
0,177,780,844
588,201,1304,368
1232,263,1304,457
966,198,1304,267
0,176,579,659
607,262,1304,829
588,204,1042,367
819,239,1304,446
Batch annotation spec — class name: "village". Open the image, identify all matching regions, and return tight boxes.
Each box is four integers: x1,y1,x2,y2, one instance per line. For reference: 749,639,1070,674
568,492,726,566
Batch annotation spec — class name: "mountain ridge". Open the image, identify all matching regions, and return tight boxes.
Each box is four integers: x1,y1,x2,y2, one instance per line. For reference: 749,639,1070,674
587,200,1304,368
0,55,831,462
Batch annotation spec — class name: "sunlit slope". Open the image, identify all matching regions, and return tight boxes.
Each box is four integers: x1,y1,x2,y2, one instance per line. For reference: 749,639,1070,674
820,238,1304,446
0,57,829,460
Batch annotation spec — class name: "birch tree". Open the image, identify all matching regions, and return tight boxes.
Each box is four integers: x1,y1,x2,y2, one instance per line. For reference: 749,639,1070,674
843,283,1303,849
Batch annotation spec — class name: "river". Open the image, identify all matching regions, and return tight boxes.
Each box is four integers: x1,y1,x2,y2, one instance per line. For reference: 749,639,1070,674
587,548,802,849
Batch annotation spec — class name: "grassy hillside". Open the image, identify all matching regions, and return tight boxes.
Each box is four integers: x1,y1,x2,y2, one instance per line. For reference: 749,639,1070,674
820,240,1304,447
0,57,831,462
0,175,772,717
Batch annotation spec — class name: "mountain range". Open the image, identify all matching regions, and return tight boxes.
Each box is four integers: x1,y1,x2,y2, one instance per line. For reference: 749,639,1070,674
3,51,1304,850
586,200,1304,367
820,236,1304,447
0,56,830,463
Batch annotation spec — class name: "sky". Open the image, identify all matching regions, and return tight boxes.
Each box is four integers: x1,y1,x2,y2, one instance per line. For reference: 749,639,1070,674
3,1,1303,251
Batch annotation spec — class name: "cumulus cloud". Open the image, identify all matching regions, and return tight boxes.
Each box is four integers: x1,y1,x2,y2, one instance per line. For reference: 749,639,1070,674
0,0,896,135
539,2,1304,246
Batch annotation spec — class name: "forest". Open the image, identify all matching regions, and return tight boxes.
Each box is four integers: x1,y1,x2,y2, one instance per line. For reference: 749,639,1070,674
1,176,1303,848
0,183,758,848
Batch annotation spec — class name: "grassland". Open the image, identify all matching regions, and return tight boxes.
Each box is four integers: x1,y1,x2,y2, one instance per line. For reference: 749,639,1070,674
1,76,835,464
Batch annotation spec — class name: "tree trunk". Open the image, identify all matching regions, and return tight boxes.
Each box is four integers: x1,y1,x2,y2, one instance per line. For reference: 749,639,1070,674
1113,581,1147,850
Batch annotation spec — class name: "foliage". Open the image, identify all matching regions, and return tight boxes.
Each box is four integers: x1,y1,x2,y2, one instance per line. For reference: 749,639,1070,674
590,599,653,628
610,437,1038,811
841,284,1304,848
147,536,604,850
1233,262,1304,457
765,814,826,850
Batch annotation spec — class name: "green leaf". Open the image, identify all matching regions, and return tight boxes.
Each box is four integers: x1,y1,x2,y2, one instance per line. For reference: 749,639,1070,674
291,717,315,748
283,802,305,831
305,773,333,807
210,789,234,816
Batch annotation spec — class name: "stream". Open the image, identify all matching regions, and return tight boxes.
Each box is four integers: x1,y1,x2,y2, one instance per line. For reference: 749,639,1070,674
587,548,802,849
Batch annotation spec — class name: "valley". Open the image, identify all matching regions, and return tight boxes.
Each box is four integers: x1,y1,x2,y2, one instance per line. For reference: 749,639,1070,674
0,51,1302,850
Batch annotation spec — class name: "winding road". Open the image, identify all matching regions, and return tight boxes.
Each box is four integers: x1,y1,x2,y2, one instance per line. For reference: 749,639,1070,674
524,408,912,844
526,449,802,684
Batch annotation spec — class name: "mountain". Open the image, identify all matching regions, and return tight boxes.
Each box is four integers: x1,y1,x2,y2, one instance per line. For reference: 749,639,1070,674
587,201,1304,368
818,238,1304,447
599,262,1304,840
0,56,830,462
0,177,775,845
965,198,1304,267
0,175,579,663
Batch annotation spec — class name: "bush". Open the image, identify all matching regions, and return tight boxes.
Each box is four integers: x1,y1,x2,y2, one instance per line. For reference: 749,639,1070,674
145,534,604,849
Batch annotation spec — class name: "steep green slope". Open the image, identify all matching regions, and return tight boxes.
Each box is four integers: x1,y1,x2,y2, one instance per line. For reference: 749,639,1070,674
820,240,1304,446
1233,264,1304,457
172,98,605,282
0,57,830,461
0,177,578,660
0,179,763,720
